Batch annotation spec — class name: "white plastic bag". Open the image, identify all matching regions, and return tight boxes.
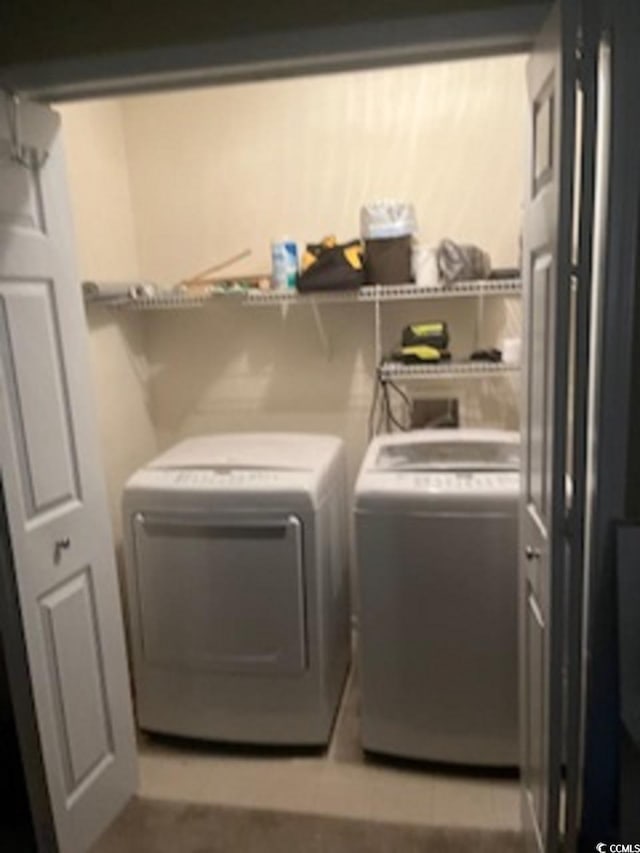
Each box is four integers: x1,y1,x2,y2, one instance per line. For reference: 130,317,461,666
360,200,417,240
412,245,439,288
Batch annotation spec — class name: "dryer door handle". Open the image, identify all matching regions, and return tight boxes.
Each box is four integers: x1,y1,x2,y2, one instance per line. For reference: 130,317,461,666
134,511,300,532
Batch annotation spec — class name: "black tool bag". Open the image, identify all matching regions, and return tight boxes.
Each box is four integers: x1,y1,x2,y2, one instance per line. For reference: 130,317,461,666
298,237,364,292
401,322,449,350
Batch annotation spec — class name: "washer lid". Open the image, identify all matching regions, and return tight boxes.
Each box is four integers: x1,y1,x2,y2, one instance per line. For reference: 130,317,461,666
370,429,519,472
147,432,342,473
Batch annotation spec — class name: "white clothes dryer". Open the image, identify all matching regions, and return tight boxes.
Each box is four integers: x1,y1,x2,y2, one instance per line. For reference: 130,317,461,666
122,433,350,746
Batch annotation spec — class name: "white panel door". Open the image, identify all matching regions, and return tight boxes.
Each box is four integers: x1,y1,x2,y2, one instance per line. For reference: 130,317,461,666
0,95,136,852
520,3,577,851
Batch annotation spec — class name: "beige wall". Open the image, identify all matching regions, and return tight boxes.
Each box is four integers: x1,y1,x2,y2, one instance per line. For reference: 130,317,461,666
122,56,526,283
120,56,525,481
58,99,158,542
59,55,525,523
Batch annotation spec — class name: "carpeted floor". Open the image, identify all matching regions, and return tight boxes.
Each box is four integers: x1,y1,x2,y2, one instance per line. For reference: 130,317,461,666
93,797,525,853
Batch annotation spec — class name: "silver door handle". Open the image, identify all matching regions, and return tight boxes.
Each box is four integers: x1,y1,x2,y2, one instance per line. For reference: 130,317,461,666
525,545,541,561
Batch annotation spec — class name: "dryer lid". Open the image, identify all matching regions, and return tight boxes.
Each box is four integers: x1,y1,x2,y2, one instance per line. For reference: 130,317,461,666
372,429,519,472
147,432,342,473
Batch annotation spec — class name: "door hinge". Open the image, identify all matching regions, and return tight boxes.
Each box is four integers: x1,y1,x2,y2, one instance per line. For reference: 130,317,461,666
2,91,49,170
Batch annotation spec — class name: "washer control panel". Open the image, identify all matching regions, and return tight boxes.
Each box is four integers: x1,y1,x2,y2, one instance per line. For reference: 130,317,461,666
410,471,519,493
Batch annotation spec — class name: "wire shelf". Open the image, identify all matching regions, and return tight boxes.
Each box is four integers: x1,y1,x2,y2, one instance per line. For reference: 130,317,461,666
243,288,361,306
244,278,522,306
105,292,244,310
366,278,522,302
379,360,521,382
92,277,522,311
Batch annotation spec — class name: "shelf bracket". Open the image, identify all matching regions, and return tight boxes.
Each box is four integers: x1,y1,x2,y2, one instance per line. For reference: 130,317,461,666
309,298,332,360
473,286,486,353
374,287,382,365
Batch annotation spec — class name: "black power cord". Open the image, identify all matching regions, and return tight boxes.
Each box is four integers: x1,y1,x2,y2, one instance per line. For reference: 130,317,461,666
368,363,412,439
367,370,381,440
383,380,411,432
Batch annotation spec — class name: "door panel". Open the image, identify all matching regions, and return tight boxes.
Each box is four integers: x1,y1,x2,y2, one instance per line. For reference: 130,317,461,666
520,2,577,851
40,568,113,796
0,140,47,232
133,512,307,675
0,95,136,852
533,77,555,193
0,281,81,518
524,585,546,842
527,252,552,532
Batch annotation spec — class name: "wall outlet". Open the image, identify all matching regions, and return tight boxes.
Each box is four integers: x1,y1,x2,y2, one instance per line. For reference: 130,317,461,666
410,397,459,429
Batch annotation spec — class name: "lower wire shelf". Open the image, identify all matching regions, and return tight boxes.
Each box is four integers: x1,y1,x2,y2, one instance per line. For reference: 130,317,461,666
378,360,521,382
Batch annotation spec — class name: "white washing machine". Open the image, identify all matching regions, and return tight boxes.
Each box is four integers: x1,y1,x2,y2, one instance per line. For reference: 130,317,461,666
354,429,519,766
122,433,350,746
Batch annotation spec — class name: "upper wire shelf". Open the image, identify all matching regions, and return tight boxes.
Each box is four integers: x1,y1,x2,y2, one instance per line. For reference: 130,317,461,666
89,278,522,311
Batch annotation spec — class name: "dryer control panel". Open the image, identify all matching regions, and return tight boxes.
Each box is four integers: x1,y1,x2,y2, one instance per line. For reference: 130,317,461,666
172,468,284,487
125,464,320,505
